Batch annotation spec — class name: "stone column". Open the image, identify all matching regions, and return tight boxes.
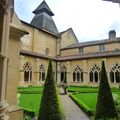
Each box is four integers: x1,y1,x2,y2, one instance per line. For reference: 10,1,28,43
0,2,11,119
114,72,116,83
67,61,71,85
83,60,89,85
36,58,40,84
57,62,61,84
20,55,24,86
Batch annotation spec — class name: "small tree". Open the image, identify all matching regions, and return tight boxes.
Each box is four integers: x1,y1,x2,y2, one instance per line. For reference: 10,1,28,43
95,61,118,120
38,59,62,120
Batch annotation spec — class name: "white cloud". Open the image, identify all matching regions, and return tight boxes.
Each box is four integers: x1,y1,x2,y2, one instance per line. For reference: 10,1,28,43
15,0,120,42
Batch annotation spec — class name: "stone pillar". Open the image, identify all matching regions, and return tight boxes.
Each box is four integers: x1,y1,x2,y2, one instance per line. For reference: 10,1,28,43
36,58,39,84
83,60,89,84
0,56,9,120
57,62,61,84
67,61,71,85
20,55,24,86
114,72,116,84
0,3,11,119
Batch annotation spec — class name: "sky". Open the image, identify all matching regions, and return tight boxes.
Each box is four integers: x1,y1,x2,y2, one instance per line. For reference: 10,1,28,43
15,0,120,42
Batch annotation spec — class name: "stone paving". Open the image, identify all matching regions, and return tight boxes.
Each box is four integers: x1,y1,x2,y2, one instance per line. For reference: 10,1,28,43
60,88,90,120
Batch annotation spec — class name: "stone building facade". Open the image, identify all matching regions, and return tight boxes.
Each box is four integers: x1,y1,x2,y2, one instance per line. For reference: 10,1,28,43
0,0,120,120
19,1,120,88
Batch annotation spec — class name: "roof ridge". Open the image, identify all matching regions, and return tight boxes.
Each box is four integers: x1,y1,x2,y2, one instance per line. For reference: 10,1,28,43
33,1,54,16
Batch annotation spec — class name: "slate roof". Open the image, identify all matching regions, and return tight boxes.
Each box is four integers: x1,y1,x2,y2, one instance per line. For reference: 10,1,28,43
33,1,54,16
57,50,120,61
61,38,120,50
20,50,57,61
31,1,59,36
20,49,120,61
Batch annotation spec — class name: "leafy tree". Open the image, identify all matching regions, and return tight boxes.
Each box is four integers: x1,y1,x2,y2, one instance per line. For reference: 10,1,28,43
95,61,118,120
38,59,62,120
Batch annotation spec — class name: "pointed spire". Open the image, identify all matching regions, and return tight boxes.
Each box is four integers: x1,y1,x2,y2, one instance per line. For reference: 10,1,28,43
30,1,59,36
33,0,54,16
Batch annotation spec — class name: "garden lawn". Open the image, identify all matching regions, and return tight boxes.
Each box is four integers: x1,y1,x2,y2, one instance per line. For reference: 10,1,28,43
71,92,120,115
18,86,44,114
18,93,42,114
72,93,97,112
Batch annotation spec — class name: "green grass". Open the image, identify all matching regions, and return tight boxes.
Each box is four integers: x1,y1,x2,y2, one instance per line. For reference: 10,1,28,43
72,93,97,112
67,86,120,93
70,92,120,116
18,93,42,114
18,86,43,114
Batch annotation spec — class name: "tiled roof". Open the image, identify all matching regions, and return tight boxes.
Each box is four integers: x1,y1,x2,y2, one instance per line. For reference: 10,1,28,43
61,38,120,50
57,50,120,61
33,1,54,16
20,50,57,61
20,50,120,61
31,1,59,36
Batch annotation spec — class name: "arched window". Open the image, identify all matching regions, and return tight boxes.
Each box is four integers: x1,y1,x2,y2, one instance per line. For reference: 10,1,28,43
23,62,32,82
61,65,67,83
39,64,46,81
89,64,100,83
110,63,120,83
73,66,83,82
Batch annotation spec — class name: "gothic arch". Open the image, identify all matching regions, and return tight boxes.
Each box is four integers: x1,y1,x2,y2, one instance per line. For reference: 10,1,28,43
110,63,120,83
61,65,67,83
23,62,32,82
89,64,100,83
39,64,46,81
73,65,83,82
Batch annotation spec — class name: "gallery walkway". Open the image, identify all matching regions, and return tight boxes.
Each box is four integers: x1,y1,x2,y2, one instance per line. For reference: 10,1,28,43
60,88,90,120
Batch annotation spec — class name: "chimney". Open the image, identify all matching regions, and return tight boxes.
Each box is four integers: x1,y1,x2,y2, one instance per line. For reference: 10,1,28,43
109,30,116,40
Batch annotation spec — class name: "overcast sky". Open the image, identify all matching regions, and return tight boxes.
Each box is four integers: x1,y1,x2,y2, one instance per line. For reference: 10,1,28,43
15,0,120,42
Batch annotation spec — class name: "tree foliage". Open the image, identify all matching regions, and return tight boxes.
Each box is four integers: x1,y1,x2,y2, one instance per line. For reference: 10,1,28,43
95,61,118,120
38,59,62,120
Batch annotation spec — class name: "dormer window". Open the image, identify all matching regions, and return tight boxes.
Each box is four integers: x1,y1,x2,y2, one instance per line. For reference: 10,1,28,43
45,48,49,55
99,44,105,51
79,48,83,53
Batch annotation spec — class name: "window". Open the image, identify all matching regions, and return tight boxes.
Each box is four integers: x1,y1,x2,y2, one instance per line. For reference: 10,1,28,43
23,62,32,82
39,64,46,81
99,44,105,51
89,64,100,83
61,65,67,83
45,48,49,55
79,48,83,53
73,66,83,82
110,63,120,83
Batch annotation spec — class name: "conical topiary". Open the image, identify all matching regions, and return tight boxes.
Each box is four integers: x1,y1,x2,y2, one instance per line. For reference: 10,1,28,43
38,59,62,120
95,61,118,120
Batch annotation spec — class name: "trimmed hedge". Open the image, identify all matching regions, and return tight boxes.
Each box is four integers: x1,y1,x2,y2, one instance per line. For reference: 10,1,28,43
17,86,43,93
38,59,62,120
67,86,119,93
95,61,118,120
69,93,93,116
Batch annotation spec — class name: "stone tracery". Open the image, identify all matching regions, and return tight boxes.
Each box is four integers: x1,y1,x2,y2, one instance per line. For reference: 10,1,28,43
89,64,100,83
23,62,32,82
110,63,120,83
73,65,83,82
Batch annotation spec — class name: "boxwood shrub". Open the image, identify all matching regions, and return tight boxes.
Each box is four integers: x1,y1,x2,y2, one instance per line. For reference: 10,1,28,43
69,93,93,116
